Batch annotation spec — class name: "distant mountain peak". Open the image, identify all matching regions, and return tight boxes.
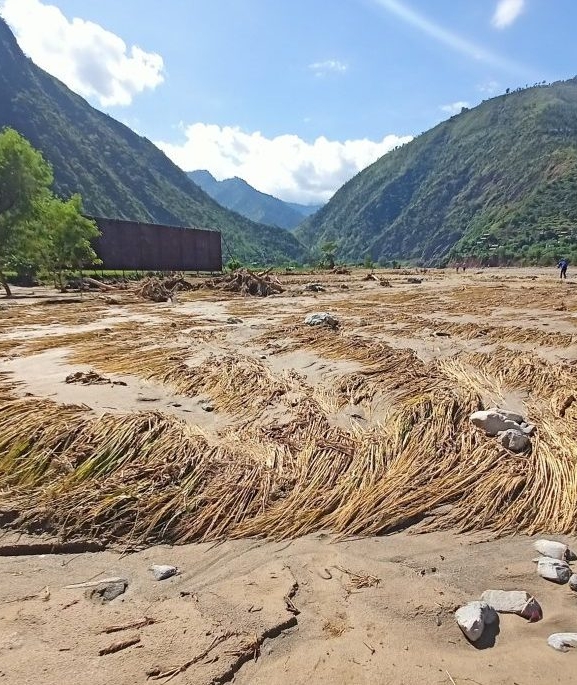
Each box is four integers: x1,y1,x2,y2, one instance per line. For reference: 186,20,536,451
188,170,323,230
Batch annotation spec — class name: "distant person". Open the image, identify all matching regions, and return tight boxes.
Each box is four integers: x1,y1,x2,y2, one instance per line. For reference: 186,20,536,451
558,258,569,279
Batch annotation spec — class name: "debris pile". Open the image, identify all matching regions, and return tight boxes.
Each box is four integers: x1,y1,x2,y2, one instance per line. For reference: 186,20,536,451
332,266,351,275
65,370,127,386
203,269,283,297
362,273,392,287
470,407,534,453
134,277,176,302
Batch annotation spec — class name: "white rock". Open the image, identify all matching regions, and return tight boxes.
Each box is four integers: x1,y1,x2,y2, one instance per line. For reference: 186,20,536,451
481,590,542,621
569,574,577,591
304,312,339,328
548,633,577,652
534,539,569,560
469,410,529,437
497,429,531,453
488,407,525,424
150,564,179,581
537,557,571,584
454,601,496,642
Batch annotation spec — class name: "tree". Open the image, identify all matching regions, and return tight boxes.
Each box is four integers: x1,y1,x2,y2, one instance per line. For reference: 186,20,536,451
320,240,337,269
34,195,100,291
0,128,53,296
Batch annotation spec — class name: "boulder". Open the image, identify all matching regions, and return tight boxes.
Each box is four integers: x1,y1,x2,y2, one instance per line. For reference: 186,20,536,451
487,407,525,424
497,429,531,453
469,409,533,437
480,590,542,621
537,557,572,584
534,539,570,561
569,574,577,591
304,312,339,328
454,601,497,642
85,580,128,604
547,633,577,652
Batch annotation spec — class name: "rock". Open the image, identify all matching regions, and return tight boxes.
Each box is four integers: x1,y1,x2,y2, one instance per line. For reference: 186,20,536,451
303,283,326,292
201,403,214,412
454,601,497,642
226,316,243,324
469,409,533,437
304,312,339,329
547,633,577,652
537,557,572,584
406,277,422,284
487,407,525,424
497,429,531,453
150,564,179,581
534,539,570,561
85,580,128,604
481,590,542,622
569,574,577,591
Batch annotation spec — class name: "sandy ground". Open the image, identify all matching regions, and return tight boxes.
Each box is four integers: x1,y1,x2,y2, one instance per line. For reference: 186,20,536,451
2,267,577,683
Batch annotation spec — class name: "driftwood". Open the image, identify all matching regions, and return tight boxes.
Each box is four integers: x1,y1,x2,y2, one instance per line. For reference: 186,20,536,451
83,277,116,291
203,269,283,297
99,636,140,656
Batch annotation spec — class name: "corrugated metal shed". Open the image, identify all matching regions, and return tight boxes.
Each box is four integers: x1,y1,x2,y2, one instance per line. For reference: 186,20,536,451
90,217,222,271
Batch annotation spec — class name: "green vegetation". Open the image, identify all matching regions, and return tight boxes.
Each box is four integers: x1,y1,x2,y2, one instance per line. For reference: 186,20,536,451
0,127,99,295
0,18,305,266
188,170,319,231
296,79,577,265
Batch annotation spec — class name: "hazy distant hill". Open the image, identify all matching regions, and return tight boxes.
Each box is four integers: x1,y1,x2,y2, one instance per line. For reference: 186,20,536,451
189,170,322,230
0,17,304,265
296,79,577,265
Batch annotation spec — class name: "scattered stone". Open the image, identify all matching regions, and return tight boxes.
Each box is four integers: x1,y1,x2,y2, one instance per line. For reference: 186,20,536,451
534,539,571,561
85,580,128,604
481,590,542,622
304,312,339,329
303,283,326,292
537,557,572,584
569,574,577,591
548,633,577,652
469,409,533,437
497,429,531,453
487,407,525,424
201,403,214,413
150,564,179,581
454,601,497,642
226,316,243,324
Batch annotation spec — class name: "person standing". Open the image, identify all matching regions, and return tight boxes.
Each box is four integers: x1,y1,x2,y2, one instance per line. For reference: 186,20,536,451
558,258,568,279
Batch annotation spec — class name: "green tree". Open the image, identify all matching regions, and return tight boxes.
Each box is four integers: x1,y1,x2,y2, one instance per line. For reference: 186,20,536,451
320,240,337,269
34,195,100,291
0,128,53,296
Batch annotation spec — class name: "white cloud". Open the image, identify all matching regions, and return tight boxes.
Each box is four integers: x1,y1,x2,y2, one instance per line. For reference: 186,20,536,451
492,0,525,29
0,0,164,106
440,101,470,115
156,124,413,204
308,59,348,77
373,0,532,77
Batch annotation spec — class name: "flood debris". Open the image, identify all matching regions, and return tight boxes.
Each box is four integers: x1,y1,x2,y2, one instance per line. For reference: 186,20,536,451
202,269,283,297
65,370,127,386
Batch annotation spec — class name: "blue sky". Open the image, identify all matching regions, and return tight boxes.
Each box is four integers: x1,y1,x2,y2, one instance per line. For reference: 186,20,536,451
2,0,576,203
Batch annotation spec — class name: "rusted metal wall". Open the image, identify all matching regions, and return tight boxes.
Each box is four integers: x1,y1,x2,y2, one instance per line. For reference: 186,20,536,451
90,217,222,271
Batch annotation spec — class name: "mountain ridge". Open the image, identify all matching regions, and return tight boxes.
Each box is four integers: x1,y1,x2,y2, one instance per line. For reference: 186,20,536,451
188,170,322,230
0,17,304,265
296,78,577,265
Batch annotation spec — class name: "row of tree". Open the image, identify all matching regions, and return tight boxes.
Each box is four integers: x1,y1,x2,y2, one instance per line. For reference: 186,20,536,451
0,128,99,296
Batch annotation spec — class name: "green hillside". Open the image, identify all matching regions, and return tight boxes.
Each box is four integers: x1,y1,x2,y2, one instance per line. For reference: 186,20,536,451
188,170,321,230
0,18,304,265
296,80,577,265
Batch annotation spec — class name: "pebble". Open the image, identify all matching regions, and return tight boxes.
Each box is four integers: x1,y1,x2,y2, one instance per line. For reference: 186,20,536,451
548,633,577,652
150,564,179,581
